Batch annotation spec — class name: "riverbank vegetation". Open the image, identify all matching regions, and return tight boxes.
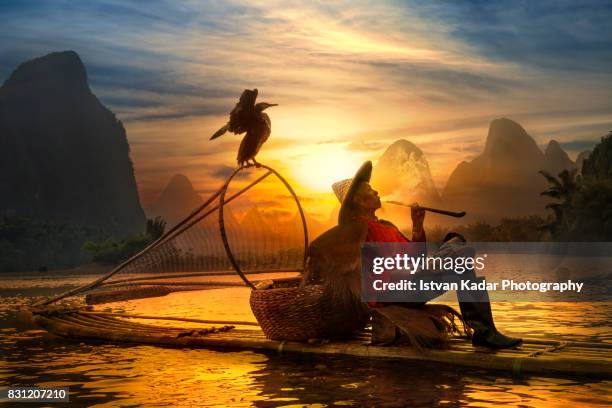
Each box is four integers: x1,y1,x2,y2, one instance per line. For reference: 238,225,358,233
0,217,101,272
0,217,164,272
83,217,165,265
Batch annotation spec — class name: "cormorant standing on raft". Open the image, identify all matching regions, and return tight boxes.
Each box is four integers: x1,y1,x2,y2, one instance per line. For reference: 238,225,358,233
209,88,277,168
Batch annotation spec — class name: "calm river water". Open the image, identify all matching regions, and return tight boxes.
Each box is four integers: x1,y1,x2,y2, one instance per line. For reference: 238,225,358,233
1,271,610,407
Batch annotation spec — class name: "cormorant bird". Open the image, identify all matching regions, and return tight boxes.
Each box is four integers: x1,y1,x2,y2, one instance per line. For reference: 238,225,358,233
210,89,277,167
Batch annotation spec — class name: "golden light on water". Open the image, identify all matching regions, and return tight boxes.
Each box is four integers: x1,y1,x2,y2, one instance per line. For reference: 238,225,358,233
2,273,611,406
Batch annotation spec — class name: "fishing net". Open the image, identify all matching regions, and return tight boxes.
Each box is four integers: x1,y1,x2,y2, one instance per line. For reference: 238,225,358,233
34,165,308,308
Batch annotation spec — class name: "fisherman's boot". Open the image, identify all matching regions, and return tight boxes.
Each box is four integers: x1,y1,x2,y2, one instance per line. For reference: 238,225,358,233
457,274,522,349
459,301,523,349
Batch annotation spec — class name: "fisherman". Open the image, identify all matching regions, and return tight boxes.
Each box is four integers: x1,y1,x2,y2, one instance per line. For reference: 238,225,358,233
302,161,522,349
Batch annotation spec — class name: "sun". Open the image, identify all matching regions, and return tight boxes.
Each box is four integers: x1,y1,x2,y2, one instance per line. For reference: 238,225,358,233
289,143,366,192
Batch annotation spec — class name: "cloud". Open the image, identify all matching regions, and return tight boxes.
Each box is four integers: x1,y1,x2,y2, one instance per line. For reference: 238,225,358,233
1,0,611,209
356,59,523,102
560,139,600,152
347,140,385,151
210,165,238,180
409,1,612,74
274,194,318,203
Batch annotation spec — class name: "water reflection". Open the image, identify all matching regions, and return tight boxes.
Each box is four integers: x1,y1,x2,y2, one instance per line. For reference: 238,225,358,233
251,355,612,407
0,273,611,407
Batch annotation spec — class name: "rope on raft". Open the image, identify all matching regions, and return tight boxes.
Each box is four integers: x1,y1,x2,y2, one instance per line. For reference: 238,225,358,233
527,341,569,357
512,341,570,377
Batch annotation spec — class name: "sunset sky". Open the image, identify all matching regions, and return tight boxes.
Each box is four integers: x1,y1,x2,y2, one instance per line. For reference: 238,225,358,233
1,1,611,221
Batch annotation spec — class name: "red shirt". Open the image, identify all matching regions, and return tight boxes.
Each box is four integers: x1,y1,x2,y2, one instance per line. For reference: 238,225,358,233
364,219,411,307
365,219,411,243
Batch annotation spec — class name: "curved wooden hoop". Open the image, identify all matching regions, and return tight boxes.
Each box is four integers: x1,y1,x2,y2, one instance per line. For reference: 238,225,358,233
218,164,309,290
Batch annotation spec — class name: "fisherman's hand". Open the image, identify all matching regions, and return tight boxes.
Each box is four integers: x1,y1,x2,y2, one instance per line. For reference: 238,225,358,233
411,202,426,227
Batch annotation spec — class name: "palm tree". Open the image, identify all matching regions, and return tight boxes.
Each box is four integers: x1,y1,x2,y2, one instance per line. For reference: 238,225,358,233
146,216,166,240
539,168,580,238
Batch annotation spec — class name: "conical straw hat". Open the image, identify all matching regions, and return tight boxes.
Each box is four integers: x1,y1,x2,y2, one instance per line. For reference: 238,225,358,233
331,161,373,224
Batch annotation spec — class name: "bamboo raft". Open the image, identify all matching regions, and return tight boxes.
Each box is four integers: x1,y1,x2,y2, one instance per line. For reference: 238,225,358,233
31,309,612,378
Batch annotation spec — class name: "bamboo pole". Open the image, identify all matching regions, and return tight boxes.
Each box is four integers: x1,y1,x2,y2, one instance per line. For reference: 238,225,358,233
85,286,178,305
79,311,260,326
99,280,258,288
78,313,188,332
101,269,301,286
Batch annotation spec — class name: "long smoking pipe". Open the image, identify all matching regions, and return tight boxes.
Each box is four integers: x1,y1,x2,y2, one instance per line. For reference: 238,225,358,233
385,200,466,218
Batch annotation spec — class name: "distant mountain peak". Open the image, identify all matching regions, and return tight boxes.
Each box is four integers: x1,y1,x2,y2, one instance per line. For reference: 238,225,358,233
543,140,573,175
384,139,424,157
164,173,196,195
488,117,526,136
0,51,145,235
243,205,264,221
147,173,202,227
484,118,542,161
154,173,201,207
241,205,272,234
545,139,562,152
372,138,440,216
544,139,570,160
442,119,574,223
3,50,88,93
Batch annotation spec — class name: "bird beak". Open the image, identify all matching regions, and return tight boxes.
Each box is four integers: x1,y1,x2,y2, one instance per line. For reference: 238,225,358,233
262,103,278,110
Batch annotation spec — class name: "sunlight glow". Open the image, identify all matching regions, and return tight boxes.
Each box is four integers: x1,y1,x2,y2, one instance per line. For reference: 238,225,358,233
289,143,365,192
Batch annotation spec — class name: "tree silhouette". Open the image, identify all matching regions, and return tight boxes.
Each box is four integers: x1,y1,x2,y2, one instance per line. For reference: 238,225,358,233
84,217,167,265
540,131,612,240
539,167,580,238
582,131,612,179
146,216,166,240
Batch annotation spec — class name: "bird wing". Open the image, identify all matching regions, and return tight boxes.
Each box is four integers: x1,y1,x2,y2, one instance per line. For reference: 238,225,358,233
210,123,229,140
236,113,271,164
228,89,258,134
239,88,258,106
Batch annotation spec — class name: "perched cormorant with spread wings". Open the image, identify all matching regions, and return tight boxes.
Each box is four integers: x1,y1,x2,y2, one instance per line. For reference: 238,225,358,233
210,89,277,167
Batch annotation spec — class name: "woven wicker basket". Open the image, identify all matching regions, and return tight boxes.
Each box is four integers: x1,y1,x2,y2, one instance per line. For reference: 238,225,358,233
249,277,334,341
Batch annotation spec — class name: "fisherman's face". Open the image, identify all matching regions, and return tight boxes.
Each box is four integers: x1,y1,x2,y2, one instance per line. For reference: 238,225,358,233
353,181,381,211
